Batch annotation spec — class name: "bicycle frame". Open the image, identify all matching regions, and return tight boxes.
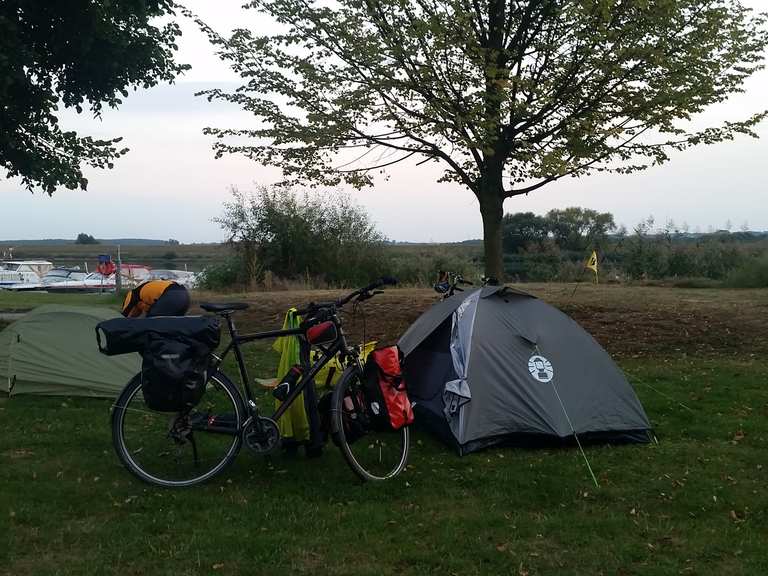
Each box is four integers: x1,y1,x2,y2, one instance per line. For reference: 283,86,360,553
209,312,357,431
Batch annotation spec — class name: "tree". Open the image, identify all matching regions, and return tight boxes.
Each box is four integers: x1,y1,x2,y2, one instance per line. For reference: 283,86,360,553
502,212,549,253
75,233,99,245
546,207,615,252
192,1,767,280
1,1,188,194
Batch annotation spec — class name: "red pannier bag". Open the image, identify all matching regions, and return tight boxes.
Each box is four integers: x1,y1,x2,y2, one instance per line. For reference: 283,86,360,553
362,346,414,431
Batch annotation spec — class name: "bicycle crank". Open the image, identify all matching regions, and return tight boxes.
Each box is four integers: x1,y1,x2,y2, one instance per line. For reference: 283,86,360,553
243,417,280,456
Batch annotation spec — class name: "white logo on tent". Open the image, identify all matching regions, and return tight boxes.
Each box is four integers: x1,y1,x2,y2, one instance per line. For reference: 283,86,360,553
528,355,554,383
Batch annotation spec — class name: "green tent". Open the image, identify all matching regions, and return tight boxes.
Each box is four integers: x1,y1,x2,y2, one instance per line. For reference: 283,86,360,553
0,305,140,398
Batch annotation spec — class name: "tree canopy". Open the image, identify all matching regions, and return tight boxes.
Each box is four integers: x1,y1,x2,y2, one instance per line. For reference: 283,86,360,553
502,207,614,253
193,0,768,278
75,233,99,245
547,207,616,252
0,1,188,194
502,212,549,253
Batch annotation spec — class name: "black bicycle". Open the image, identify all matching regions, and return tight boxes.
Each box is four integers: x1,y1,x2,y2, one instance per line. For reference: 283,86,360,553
434,271,473,299
110,277,409,487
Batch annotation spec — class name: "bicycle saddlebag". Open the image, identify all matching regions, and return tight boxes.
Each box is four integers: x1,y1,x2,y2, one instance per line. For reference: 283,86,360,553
95,316,221,412
362,346,414,431
96,316,220,356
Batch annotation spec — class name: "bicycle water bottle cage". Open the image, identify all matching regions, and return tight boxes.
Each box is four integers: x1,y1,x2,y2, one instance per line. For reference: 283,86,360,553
273,365,303,402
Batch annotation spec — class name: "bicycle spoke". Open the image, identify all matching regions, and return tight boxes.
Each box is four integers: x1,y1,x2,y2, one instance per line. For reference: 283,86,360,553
112,374,242,487
333,370,409,481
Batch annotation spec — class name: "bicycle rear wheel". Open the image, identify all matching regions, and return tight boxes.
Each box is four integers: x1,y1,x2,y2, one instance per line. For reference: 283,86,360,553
332,367,409,481
111,371,244,487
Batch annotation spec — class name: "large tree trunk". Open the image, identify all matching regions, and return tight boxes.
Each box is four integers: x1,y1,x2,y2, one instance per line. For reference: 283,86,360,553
479,190,505,282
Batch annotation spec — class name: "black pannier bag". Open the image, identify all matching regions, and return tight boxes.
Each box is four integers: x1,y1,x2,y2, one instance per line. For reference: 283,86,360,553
140,335,211,411
96,316,221,412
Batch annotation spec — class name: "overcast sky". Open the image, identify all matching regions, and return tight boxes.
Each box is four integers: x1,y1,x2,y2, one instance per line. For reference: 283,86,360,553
1,1,767,243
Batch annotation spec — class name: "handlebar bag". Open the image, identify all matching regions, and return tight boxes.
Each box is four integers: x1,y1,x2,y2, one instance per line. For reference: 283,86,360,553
362,346,414,431
305,320,338,345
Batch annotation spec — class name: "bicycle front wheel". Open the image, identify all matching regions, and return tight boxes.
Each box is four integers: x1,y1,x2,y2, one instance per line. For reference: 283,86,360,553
332,367,410,481
111,371,244,488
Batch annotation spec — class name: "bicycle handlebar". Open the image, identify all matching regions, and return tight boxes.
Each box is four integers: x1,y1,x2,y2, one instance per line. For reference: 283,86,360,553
296,276,398,316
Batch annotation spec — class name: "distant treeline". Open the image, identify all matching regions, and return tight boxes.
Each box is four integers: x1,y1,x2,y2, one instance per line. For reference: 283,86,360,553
0,238,180,246
501,210,768,287
7,197,765,289
198,188,768,291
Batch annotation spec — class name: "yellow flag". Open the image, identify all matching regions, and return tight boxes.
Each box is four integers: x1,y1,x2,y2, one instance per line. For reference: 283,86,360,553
585,251,598,282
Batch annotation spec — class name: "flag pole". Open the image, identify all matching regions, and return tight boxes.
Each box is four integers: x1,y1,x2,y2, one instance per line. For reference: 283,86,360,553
568,249,597,302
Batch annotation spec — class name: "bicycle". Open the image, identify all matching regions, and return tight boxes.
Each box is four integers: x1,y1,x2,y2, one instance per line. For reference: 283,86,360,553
433,270,474,300
110,277,409,487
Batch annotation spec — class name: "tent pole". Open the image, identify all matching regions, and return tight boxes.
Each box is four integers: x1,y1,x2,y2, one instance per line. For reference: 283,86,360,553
550,380,600,488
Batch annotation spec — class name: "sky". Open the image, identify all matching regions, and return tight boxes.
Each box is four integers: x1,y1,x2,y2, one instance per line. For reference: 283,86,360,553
1,1,767,243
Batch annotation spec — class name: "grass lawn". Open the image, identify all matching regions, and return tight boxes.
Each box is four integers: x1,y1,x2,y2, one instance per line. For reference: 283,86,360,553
0,290,121,312
1,287,767,574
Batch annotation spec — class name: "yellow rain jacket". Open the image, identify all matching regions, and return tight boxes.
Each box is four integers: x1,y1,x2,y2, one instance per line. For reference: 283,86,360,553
272,308,378,442
272,309,310,441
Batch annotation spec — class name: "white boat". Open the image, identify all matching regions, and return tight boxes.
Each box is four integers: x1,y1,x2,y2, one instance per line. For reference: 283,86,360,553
45,265,152,293
148,269,198,289
0,260,54,288
6,267,90,291
45,272,116,293
41,268,88,286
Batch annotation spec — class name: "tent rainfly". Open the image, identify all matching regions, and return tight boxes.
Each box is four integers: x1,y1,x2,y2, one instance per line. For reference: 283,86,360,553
1,305,139,397
399,286,652,455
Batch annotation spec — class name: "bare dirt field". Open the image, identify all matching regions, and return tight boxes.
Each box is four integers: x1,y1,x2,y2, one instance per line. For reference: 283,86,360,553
193,284,768,358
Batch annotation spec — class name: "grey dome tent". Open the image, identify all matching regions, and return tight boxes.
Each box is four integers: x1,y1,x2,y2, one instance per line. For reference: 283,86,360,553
399,286,651,455
1,305,139,397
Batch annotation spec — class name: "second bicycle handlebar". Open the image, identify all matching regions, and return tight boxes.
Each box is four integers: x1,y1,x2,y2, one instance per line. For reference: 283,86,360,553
296,276,398,316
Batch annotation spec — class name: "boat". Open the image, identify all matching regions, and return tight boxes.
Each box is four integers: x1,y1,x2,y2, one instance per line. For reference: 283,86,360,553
4,267,89,291
45,272,116,293
41,268,88,286
0,260,54,289
148,269,198,289
45,264,152,293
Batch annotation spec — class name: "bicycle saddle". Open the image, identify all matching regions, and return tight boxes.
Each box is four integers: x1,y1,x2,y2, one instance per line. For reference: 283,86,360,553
200,302,250,313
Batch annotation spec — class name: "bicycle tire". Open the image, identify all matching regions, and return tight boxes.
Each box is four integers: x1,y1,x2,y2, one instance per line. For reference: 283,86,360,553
331,366,410,482
111,371,244,488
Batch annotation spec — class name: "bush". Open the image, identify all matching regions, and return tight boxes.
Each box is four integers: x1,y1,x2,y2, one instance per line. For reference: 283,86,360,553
75,233,99,245
197,257,247,291
212,186,387,289
725,255,768,288
388,244,482,285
